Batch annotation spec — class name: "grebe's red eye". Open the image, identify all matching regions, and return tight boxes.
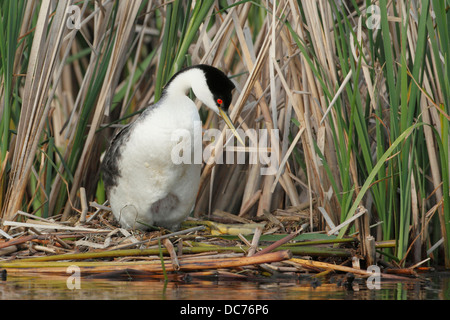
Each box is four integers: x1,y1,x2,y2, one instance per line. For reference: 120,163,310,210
217,98,223,105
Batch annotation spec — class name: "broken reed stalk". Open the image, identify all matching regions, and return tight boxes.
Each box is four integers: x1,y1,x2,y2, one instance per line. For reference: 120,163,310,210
289,257,370,276
247,226,263,256
162,238,180,271
0,235,39,249
253,224,306,256
288,258,419,281
78,187,88,223
365,236,376,266
253,231,300,256
1,250,292,275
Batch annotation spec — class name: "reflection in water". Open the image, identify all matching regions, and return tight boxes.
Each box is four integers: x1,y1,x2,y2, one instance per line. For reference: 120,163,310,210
0,272,449,300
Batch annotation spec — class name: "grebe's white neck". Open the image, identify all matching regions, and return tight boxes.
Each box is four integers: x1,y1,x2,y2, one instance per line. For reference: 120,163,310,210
164,68,219,114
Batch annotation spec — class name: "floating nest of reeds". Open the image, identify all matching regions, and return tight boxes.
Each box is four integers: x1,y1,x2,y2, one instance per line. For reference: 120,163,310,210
0,201,429,285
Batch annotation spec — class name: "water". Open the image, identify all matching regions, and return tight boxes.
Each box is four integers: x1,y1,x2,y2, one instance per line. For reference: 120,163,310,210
1,272,449,300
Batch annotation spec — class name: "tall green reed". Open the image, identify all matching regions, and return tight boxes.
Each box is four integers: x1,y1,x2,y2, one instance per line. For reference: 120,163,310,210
287,0,450,267
154,0,215,101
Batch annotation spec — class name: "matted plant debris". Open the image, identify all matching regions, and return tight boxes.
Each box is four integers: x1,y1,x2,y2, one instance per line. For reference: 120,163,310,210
0,202,427,285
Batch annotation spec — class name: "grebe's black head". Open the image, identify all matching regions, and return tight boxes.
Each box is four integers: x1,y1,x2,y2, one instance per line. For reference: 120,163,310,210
164,64,235,113
195,64,235,112
163,64,243,145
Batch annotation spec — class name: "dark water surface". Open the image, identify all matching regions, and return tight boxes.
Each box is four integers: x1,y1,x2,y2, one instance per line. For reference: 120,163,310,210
1,272,449,300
